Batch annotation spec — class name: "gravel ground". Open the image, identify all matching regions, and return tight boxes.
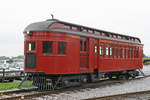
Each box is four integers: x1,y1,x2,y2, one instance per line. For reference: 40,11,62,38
109,93,150,100
33,65,150,100
142,65,150,75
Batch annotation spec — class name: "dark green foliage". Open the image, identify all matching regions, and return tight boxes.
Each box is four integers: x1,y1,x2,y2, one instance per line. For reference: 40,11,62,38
0,55,24,60
0,56,9,60
12,55,24,59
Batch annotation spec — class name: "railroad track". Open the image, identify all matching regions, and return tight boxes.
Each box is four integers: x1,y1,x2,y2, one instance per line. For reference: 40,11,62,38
0,88,38,100
83,90,150,100
0,75,150,100
0,88,37,96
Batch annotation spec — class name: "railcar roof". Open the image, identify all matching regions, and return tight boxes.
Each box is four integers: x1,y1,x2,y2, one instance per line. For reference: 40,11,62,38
24,19,57,32
24,19,141,43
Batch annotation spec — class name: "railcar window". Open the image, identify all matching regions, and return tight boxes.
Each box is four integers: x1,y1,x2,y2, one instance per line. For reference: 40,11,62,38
28,42,35,51
109,34,112,38
135,39,139,42
126,46,129,58
119,45,121,57
43,41,52,54
110,44,113,56
80,40,83,51
102,33,105,36
72,26,77,30
130,47,132,58
123,46,125,58
133,48,135,58
95,31,100,35
84,40,87,51
80,39,88,52
58,42,66,54
94,44,97,53
118,36,121,39
88,30,93,33
136,47,139,58
114,45,117,57
106,44,109,56
122,37,126,40
113,35,116,38
83,29,87,32
64,25,70,29
100,44,103,56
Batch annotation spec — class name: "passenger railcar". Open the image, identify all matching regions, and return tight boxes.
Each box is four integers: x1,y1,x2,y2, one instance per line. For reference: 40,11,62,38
24,19,143,89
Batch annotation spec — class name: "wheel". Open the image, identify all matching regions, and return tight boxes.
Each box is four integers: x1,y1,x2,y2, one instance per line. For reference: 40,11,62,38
81,75,88,83
119,75,129,80
108,75,113,80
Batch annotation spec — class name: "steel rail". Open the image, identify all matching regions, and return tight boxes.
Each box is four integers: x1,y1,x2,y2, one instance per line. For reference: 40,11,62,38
83,90,150,100
0,89,22,96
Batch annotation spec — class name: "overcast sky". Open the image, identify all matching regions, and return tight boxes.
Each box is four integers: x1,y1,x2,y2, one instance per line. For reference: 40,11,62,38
0,0,150,57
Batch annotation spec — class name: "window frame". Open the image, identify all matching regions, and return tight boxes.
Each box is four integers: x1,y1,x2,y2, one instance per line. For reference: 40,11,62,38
136,47,139,58
105,44,109,56
80,37,88,53
28,41,36,51
118,45,122,58
58,41,66,55
126,46,129,58
114,44,118,57
129,47,132,58
123,46,125,58
109,44,113,57
42,41,53,54
99,43,104,56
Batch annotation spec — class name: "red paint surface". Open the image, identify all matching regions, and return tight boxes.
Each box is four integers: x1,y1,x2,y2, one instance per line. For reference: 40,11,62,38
24,31,143,74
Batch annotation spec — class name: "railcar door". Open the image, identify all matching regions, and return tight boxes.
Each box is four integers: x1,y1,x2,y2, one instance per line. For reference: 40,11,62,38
80,37,89,70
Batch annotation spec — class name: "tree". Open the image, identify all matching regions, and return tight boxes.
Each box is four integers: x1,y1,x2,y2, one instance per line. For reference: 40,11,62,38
0,56,10,60
12,55,24,59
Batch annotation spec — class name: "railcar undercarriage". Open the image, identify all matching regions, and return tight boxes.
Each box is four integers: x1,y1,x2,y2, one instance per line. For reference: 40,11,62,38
18,69,142,90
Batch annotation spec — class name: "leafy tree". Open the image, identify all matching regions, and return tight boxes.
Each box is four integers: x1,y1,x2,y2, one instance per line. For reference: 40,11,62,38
12,55,24,59
0,56,10,60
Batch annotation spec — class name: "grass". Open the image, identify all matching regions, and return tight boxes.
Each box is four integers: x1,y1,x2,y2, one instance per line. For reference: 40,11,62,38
0,81,34,90
19,81,35,89
0,82,20,90
143,57,150,60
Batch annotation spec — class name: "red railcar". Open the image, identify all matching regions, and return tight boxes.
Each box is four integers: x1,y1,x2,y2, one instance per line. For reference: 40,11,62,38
24,19,143,89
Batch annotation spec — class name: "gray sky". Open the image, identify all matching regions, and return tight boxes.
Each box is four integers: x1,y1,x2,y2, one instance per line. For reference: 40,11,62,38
0,0,150,57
